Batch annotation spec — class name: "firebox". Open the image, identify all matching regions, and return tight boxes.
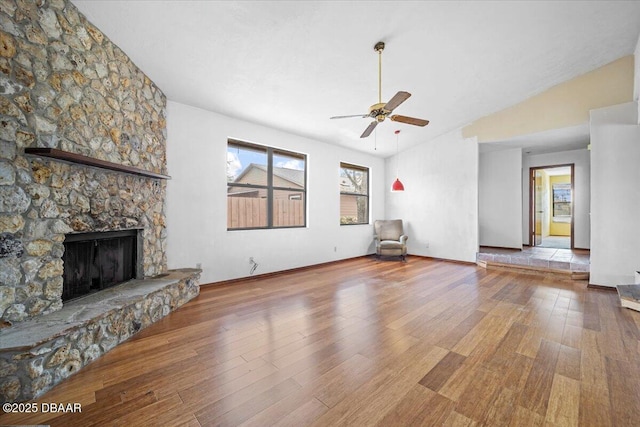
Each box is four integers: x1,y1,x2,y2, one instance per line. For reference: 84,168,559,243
62,229,143,301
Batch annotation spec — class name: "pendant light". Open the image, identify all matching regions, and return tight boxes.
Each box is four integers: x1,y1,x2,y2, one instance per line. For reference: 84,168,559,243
391,129,405,192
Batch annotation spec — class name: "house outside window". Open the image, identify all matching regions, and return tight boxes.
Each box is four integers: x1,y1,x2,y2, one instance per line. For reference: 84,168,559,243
227,139,306,230
340,163,369,225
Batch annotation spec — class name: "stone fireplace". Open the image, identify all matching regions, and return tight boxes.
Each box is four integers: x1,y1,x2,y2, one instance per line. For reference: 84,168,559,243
0,0,200,403
0,0,170,324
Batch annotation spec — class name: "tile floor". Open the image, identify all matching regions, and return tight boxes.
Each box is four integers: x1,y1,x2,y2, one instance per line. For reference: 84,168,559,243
477,245,590,272
538,235,570,249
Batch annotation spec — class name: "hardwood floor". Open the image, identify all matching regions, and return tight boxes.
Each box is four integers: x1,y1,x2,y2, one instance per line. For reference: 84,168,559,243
2,256,639,426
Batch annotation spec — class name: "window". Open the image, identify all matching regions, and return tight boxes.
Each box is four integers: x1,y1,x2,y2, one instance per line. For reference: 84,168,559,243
227,139,306,230
340,163,369,225
552,183,571,222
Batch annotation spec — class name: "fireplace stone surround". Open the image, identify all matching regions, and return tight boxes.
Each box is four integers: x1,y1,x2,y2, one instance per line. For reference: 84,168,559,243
0,0,201,403
0,268,201,402
0,0,170,324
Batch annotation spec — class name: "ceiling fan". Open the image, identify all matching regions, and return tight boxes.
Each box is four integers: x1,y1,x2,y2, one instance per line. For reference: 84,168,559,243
330,41,430,138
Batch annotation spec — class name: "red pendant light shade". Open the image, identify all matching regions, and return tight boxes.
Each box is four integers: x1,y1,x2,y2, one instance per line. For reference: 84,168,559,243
391,178,405,192
391,130,404,192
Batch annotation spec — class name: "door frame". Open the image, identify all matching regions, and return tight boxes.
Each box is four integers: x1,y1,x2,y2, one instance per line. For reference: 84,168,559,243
528,163,575,249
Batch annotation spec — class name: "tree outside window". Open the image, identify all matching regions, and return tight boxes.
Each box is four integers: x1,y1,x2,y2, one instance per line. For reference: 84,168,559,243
340,163,369,225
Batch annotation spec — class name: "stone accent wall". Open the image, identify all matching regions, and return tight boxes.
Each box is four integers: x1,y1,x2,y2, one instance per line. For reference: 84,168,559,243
0,269,200,403
0,0,168,324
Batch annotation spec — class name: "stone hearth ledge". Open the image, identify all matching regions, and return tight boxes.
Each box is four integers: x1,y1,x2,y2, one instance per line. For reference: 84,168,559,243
0,269,201,403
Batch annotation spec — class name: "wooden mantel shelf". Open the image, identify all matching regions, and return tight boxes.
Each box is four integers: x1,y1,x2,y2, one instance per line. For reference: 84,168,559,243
24,148,171,180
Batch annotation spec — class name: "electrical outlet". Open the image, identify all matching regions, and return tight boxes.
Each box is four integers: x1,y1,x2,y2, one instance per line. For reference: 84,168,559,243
334,246,337,252
196,263,202,269
425,242,429,248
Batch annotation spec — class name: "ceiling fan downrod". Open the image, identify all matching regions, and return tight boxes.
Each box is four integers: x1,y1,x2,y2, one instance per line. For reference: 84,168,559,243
374,41,385,105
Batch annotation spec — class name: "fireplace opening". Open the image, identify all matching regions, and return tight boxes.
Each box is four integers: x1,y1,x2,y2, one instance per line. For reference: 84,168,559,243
62,229,143,301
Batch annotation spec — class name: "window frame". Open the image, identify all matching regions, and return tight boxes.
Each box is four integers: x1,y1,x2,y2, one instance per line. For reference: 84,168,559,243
227,139,307,230
339,162,370,226
552,182,572,221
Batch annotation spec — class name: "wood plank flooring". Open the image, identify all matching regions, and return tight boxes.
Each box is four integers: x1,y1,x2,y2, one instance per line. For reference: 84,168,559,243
2,256,640,426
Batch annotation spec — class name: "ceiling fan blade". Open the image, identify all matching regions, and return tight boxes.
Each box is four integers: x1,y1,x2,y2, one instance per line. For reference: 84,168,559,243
384,91,411,112
389,115,430,127
330,114,369,119
360,121,378,138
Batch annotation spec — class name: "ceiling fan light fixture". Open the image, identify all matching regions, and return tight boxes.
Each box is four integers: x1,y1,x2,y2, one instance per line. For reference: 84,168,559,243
329,42,430,138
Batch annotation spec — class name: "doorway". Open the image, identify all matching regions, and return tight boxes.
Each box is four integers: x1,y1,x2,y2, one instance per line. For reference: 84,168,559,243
529,164,574,249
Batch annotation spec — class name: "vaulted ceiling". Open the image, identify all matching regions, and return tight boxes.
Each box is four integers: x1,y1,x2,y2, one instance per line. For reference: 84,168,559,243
72,1,640,157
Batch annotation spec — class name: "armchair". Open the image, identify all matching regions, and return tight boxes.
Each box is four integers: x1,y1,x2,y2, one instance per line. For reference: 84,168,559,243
374,219,408,261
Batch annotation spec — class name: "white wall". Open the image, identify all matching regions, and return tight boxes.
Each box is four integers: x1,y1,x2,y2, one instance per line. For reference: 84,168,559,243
385,129,479,263
589,102,640,287
165,101,385,284
478,148,522,248
542,171,551,238
522,148,591,248
634,33,640,104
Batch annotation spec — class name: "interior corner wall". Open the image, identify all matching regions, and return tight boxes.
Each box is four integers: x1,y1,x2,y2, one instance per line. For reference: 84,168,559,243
165,101,384,284
478,148,522,248
522,149,591,248
589,102,640,287
385,129,478,263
